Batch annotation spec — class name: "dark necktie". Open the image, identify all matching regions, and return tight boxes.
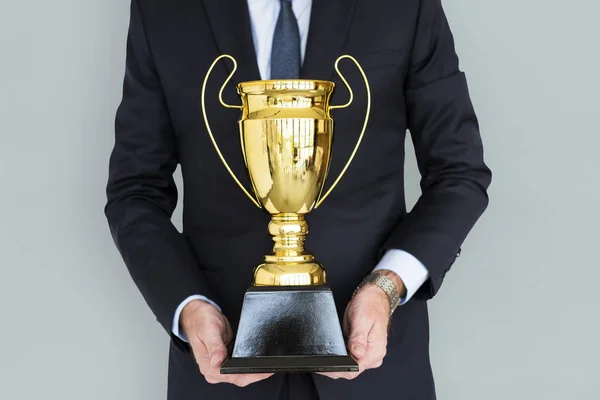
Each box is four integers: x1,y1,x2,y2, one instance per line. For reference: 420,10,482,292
270,0,301,79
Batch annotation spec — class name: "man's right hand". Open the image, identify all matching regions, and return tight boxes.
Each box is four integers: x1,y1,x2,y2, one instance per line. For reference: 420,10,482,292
180,300,273,387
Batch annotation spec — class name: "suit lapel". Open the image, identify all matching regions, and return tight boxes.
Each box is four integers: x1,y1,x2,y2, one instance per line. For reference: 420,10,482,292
301,0,357,80
202,0,261,84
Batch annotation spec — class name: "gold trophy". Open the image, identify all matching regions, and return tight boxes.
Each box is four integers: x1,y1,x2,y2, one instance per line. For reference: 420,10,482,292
201,55,370,373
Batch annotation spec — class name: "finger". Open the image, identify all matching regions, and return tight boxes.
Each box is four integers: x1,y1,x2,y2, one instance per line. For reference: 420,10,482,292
361,348,385,370
371,358,383,368
222,318,234,345
205,372,272,386
231,373,274,387
356,323,387,370
191,338,209,367
342,305,352,336
192,340,216,379
347,314,371,360
366,343,387,367
317,371,361,380
317,372,341,380
343,372,361,380
366,322,388,361
209,348,228,370
365,347,386,368
202,335,229,369
189,319,236,385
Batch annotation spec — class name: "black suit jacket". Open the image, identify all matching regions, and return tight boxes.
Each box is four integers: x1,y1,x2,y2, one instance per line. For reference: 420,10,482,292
105,0,491,398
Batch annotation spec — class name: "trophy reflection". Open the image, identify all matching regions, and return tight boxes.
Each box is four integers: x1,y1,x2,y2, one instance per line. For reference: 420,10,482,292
201,55,370,373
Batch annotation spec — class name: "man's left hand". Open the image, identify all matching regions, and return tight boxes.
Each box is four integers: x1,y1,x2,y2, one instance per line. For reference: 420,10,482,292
319,270,404,380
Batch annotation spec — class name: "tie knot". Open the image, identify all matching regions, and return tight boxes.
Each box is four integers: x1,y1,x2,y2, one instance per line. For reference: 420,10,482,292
281,0,292,4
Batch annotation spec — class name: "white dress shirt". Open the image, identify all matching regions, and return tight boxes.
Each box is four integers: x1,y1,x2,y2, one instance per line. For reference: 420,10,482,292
172,0,429,341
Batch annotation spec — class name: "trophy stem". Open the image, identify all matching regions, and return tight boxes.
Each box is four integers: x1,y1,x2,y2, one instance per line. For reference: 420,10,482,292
267,213,312,262
253,213,326,286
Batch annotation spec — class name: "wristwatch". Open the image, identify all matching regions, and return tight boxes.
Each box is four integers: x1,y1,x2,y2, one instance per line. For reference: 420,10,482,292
353,271,403,315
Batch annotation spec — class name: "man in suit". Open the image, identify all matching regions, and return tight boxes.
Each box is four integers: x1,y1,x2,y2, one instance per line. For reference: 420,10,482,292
105,0,491,398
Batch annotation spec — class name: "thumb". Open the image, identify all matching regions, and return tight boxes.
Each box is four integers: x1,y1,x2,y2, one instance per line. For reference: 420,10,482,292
347,315,370,360
205,336,228,369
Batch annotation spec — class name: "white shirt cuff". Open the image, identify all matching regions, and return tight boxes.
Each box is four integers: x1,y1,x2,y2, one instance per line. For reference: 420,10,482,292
373,249,429,305
172,295,222,342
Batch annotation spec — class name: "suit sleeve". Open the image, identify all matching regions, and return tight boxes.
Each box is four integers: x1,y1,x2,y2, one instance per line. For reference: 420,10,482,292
105,0,215,339
381,0,492,300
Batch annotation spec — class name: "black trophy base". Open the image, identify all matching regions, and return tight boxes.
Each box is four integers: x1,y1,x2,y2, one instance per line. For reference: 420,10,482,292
221,285,358,374
221,355,357,374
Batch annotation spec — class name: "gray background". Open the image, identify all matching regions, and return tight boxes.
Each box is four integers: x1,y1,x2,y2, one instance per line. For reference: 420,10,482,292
1,0,599,398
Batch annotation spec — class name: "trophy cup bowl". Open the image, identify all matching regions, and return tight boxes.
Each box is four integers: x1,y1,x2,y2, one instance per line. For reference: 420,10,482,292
201,55,370,373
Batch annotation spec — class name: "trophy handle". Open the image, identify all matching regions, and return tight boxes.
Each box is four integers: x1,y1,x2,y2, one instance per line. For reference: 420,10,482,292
201,54,261,208
315,55,371,209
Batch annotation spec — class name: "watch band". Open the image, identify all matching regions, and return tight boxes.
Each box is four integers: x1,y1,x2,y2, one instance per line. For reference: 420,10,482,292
353,272,401,315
